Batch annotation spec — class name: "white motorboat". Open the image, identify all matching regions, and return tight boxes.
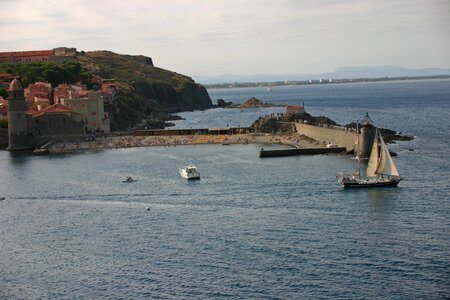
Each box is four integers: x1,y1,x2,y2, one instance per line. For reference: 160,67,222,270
179,165,200,180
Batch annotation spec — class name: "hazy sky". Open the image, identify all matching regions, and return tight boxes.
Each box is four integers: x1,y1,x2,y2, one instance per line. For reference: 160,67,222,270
1,0,449,77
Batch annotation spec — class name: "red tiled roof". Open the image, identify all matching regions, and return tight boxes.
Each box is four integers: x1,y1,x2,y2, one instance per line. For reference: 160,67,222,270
286,105,304,109
0,50,55,58
29,103,74,116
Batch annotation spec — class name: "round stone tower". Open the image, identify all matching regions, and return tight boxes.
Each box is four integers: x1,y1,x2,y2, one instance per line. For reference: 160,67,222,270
7,78,29,150
358,112,377,159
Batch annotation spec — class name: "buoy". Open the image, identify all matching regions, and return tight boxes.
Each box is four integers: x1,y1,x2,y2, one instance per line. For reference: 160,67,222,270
146,206,150,211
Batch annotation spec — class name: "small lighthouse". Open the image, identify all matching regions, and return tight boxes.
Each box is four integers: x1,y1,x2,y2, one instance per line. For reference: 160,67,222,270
358,112,377,159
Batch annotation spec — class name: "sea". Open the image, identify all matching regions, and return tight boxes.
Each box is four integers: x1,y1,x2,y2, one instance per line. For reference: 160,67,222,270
1,79,449,299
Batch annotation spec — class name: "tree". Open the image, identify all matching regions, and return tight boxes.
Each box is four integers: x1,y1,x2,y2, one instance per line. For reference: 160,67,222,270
0,61,92,87
0,88,7,98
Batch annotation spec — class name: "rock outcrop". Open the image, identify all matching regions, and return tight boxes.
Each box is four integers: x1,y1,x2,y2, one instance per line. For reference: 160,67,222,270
218,97,279,109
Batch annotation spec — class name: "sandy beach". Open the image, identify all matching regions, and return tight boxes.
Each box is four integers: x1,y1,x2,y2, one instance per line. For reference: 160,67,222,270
49,133,322,153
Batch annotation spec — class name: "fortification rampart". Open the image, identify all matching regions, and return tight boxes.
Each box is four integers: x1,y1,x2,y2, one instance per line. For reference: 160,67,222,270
294,123,358,152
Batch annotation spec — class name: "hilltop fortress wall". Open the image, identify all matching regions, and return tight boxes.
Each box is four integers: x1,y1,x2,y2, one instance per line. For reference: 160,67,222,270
294,123,358,153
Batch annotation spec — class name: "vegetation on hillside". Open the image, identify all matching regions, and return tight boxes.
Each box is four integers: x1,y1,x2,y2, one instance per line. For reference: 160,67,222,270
78,51,212,130
0,61,91,87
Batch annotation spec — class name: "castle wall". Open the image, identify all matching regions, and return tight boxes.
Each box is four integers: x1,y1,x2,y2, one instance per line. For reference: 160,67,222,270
27,113,85,147
294,123,358,152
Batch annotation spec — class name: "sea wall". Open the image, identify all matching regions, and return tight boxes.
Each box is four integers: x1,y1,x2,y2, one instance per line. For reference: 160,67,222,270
294,123,358,152
259,147,346,157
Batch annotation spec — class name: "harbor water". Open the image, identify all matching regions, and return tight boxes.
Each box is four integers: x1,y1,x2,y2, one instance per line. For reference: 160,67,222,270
1,79,449,299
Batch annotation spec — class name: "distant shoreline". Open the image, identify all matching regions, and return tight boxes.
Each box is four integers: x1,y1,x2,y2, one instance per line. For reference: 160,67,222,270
204,75,450,89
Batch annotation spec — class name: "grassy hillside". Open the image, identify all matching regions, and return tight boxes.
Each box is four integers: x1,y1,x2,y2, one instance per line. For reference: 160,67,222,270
78,51,212,130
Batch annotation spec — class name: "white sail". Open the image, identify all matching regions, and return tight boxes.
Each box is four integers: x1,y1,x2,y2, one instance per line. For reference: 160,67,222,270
375,133,400,176
365,130,379,177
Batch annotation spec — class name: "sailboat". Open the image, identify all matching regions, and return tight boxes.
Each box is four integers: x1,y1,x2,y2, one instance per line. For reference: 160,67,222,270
337,130,402,188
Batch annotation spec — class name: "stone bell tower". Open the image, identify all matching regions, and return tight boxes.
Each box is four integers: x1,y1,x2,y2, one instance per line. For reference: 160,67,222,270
7,78,30,150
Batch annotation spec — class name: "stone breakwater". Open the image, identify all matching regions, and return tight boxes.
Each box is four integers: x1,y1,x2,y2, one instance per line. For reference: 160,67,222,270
294,123,358,152
48,133,322,153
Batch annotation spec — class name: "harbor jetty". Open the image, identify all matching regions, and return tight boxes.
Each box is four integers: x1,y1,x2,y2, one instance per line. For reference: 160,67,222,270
259,147,346,157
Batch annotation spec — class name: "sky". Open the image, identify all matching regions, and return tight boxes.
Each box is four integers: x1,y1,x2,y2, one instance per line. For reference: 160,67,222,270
0,0,449,79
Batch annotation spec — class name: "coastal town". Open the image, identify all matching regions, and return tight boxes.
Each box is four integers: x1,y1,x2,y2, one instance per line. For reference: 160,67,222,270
0,47,335,153
0,48,121,150
0,47,407,159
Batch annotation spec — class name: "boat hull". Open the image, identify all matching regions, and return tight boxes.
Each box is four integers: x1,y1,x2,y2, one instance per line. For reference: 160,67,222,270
179,172,200,180
181,175,200,180
340,177,402,188
179,166,200,180
33,148,49,155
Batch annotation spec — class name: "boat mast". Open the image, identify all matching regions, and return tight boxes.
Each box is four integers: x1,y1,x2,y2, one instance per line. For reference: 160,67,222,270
356,120,360,176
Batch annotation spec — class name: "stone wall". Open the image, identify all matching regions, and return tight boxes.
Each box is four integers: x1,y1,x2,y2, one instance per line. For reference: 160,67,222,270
27,113,85,147
0,128,7,146
294,123,358,152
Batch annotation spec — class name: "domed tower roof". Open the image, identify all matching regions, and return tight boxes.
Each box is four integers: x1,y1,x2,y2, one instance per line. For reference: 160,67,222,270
8,78,23,91
362,112,373,126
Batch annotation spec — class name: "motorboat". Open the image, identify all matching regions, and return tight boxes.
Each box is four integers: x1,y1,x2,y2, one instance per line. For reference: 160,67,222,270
123,176,137,183
179,165,200,180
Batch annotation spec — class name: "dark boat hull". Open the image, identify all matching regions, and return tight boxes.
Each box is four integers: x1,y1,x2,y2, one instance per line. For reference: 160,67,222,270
342,178,402,188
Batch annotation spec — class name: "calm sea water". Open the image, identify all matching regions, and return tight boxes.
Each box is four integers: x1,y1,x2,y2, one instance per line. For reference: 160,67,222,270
1,80,449,299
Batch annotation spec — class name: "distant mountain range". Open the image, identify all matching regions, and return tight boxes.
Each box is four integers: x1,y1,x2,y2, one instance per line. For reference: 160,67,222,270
194,66,450,84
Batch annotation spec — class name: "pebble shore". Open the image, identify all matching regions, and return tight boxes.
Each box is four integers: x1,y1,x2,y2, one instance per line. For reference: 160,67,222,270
49,133,321,153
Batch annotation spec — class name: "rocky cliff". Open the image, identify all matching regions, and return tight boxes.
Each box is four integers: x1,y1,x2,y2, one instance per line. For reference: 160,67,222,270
78,51,212,130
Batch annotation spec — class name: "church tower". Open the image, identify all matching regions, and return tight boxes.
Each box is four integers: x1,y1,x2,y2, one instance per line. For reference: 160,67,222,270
7,78,29,150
